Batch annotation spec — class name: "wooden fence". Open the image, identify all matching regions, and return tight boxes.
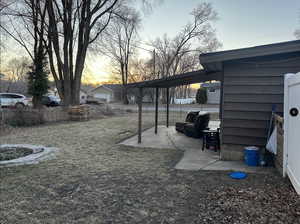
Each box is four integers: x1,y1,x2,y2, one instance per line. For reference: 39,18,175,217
0,104,113,127
0,107,69,125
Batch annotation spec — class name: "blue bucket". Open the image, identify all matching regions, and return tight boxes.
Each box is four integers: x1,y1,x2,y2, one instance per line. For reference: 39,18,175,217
244,146,259,166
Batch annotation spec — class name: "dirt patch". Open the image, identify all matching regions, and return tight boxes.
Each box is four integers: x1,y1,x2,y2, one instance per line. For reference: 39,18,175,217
0,124,14,137
88,104,115,118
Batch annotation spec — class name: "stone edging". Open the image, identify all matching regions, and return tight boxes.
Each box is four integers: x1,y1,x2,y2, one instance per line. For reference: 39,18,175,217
0,144,58,167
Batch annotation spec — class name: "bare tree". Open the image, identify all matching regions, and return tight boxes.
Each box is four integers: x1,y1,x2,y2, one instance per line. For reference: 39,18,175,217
150,2,221,102
45,0,122,105
0,0,48,61
1,0,122,105
1,56,30,93
295,29,300,39
98,6,141,103
152,2,220,79
1,0,164,105
173,52,200,99
128,57,153,82
139,0,163,15
0,0,11,50
1,0,51,108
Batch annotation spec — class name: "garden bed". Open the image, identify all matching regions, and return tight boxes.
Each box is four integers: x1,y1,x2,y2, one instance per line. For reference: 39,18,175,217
0,146,34,161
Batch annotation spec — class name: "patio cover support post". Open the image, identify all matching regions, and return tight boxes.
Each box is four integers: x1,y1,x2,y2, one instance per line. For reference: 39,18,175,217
138,88,143,143
155,87,159,134
166,87,169,128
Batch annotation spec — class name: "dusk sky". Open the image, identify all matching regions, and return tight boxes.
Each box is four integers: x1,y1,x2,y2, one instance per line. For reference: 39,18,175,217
88,0,300,83
2,0,300,83
141,0,300,50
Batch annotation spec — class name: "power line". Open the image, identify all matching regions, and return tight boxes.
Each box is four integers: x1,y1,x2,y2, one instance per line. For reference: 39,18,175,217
131,43,153,52
102,30,203,55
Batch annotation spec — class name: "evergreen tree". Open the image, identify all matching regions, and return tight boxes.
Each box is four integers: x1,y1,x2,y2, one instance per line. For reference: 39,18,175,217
196,88,207,104
27,47,49,108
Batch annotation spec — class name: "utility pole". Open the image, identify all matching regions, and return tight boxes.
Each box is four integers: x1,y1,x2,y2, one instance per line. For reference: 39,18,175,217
153,49,156,79
0,73,3,93
0,73,3,124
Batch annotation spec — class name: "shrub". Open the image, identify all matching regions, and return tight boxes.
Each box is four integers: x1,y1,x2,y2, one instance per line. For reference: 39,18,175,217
7,108,45,127
196,88,207,104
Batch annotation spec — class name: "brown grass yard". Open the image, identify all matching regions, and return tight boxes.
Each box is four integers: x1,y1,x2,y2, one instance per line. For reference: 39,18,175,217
0,114,300,224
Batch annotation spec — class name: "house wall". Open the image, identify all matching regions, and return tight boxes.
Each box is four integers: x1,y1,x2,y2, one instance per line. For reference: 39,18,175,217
221,53,300,160
207,88,220,104
173,98,195,104
80,91,87,104
142,95,153,103
91,87,113,102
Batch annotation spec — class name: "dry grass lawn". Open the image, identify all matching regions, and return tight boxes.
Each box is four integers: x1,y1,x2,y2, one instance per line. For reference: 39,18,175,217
0,114,299,224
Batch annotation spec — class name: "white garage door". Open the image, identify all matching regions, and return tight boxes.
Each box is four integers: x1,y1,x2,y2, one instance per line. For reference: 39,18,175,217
284,72,300,194
94,93,111,102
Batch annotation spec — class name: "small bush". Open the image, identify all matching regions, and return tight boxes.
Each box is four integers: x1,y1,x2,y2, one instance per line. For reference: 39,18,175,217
7,108,45,127
196,88,207,104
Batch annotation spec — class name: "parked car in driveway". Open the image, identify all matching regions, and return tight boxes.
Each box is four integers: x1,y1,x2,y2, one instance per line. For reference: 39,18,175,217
41,95,61,107
0,93,29,108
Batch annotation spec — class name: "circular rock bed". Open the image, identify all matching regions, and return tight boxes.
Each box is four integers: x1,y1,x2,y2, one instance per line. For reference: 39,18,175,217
0,146,35,161
0,144,58,167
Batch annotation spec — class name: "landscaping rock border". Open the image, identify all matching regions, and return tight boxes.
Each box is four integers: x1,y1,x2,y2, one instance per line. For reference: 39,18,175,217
0,144,58,167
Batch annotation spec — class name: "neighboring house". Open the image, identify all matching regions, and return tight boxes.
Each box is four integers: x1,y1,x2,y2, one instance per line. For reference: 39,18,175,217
90,84,122,103
79,89,88,104
173,98,195,104
127,88,155,104
142,89,154,103
201,82,221,104
47,89,56,96
173,87,197,104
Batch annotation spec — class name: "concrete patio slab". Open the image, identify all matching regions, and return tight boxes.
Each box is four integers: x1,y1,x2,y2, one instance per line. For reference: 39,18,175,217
202,160,275,174
119,126,175,150
119,124,274,173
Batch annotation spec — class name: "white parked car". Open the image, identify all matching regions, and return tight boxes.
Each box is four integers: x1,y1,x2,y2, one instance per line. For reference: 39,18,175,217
0,93,29,108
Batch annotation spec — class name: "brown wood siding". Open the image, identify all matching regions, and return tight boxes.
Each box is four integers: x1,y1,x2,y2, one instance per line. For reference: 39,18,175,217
224,67,298,76
224,94,284,104
223,111,272,121
223,102,283,112
222,119,269,129
224,76,284,85
223,85,283,94
222,135,267,146
221,54,300,148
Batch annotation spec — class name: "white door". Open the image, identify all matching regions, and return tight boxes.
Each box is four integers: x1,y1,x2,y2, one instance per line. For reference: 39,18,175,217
94,93,109,102
284,72,300,194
